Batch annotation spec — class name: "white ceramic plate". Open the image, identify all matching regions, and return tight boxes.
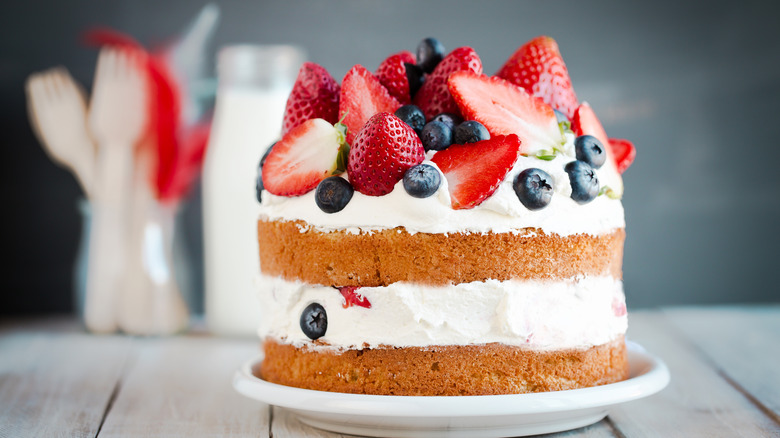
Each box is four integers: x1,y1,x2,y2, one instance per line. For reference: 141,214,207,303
233,341,669,438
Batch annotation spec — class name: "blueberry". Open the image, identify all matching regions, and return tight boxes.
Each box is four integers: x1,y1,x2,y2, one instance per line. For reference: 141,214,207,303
513,168,554,210
256,141,277,203
553,109,569,124
404,63,425,98
416,37,445,74
403,164,441,198
315,176,354,213
421,121,453,151
453,121,490,144
432,112,463,131
300,303,327,340
574,135,606,169
565,160,599,204
395,104,426,137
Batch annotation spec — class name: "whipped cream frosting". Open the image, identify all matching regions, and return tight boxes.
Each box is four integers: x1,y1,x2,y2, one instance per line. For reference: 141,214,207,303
258,132,625,236
257,274,627,351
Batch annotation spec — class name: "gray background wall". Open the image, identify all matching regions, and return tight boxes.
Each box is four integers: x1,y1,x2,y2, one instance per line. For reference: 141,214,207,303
2,0,779,314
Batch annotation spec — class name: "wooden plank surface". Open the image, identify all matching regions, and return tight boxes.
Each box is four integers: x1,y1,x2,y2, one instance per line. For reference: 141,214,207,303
608,311,780,437
0,331,131,438
98,336,267,438
664,305,780,421
1,308,778,437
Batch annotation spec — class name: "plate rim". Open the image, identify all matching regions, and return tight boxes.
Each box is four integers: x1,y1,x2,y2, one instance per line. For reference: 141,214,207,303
232,340,669,418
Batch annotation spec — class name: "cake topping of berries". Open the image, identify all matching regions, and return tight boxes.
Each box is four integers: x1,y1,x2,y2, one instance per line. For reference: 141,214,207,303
496,36,579,119
338,287,371,309
421,121,453,152
431,134,522,209
376,51,416,105
565,160,599,204
347,112,425,196
394,104,426,136
448,71,563,155
574,135,606,169
315,176,354,213
339,65,401,145
414,47,482,121
403,163,441,198
571,102,629,193
300,302,328,340
262,118,346,197
453,120,490,145
608,138,636,174
282,62,340,135
255,141,276,203
514,168,554,210
416,37,446,74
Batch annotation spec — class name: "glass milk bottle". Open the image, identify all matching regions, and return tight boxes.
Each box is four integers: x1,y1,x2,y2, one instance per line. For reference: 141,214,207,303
202,45,306,335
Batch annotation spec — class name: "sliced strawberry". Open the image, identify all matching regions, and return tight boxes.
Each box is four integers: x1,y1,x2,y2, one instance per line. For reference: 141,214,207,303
431,134,522,209
376,51,416,105
282,62,340,134
608,138,636,174
339,65,401,145
496,36,579,119
338,286,371,309
448,71,562,155
413,47,482,121
347,112,424,196
262,118,345,196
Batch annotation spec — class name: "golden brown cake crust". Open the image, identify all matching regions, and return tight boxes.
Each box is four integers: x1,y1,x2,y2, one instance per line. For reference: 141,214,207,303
260,337,628,396
257,219,624,287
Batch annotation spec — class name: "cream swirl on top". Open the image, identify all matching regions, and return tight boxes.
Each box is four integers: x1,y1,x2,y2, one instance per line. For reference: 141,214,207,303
258,132,624,236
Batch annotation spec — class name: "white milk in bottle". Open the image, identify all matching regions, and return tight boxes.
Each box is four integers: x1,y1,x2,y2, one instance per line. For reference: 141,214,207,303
203,45,305,335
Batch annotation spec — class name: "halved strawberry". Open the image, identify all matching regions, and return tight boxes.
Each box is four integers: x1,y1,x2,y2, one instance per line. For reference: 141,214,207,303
339,65,401,145
338,286,371,309
413,47,482,121
282,62,340,134
496,36,579,119
262,118,346,196
347,112,424,196
376,51,416,105
431,134,522,209
571,102,625,192
448,71,563,155
608,138,636,174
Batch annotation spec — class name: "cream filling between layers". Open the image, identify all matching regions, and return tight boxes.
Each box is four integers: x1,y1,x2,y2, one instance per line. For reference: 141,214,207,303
258,132,625,237
257,274,627,352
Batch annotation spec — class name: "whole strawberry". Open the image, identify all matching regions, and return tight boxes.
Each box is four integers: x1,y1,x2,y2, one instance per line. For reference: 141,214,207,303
347,112,425,196
282,62,340,134
496,36,579,119
413,47,482,121
376,51,416,105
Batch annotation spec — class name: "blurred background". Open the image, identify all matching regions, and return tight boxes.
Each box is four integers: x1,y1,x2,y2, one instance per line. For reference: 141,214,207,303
2,0,779,316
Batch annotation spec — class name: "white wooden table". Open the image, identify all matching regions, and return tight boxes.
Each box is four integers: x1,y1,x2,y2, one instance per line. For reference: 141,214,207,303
1,306,778,437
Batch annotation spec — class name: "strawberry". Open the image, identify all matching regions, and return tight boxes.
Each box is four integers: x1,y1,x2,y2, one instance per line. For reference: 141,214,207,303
338,286,371,309
608,138,636,174
496,36,579,119
413,47,482,121
282,62,340,134
448,71,563,155
339,65,401,145
431,134,522,209
262,118,346,196
347,112,424,196
376,51,416,105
